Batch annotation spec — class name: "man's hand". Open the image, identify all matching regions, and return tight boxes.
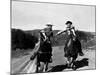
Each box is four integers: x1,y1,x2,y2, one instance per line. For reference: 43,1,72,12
55,30,66,36
73,36,76,41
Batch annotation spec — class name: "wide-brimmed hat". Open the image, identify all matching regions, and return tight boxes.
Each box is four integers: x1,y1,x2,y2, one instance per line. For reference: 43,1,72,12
46,23,54,26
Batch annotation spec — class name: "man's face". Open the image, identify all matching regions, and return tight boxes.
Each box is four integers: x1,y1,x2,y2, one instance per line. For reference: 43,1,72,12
47,26,52,29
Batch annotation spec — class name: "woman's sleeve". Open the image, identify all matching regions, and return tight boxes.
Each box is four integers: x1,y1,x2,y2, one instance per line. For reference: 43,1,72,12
72,26,76,36
55,30,66,36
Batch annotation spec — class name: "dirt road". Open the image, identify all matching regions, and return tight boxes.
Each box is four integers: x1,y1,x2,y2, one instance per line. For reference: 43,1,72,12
11,46,96,75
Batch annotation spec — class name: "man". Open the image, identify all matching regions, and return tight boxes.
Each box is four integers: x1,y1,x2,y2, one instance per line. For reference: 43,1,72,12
39,23,54,62
30,23,54,62
44,23,53,40
39,23,53,41
30,24,54,72
45,23,54,62
56,21,84,56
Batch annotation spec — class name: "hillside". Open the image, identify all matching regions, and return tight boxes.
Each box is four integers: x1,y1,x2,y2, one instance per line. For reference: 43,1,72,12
11,28,38,50
11,28,95,50
24,29,96,49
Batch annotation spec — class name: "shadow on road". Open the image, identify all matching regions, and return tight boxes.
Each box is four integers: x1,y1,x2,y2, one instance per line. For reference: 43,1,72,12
72,58,89,70
48,58,89,72
48,64,68,72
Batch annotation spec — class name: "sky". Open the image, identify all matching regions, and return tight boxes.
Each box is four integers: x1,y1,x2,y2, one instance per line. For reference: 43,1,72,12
12,1,95,32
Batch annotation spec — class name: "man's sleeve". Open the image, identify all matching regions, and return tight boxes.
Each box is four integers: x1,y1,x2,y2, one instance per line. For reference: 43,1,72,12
51,31,53,37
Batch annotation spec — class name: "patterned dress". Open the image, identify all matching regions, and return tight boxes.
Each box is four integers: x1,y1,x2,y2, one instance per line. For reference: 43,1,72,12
64,26,83,57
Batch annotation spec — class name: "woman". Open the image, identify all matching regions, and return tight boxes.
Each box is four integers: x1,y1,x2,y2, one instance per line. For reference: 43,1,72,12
56,21,84,56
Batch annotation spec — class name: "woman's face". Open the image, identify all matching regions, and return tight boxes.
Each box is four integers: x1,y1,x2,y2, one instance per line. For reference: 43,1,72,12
66,23,72,27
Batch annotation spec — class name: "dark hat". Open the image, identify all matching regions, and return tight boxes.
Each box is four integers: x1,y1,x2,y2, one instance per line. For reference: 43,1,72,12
46,23,53,26
65,21,72,25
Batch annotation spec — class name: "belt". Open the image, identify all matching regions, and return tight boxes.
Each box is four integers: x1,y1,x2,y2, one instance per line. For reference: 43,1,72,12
38,51,51,54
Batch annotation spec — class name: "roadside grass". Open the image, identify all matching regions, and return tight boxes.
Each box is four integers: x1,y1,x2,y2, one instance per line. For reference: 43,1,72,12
11,49,33,59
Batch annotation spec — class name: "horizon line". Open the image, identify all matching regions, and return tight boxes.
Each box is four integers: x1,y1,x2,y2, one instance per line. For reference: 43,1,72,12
11,27,95,33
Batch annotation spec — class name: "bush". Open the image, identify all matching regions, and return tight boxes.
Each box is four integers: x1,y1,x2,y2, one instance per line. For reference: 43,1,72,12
11,29,38,50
